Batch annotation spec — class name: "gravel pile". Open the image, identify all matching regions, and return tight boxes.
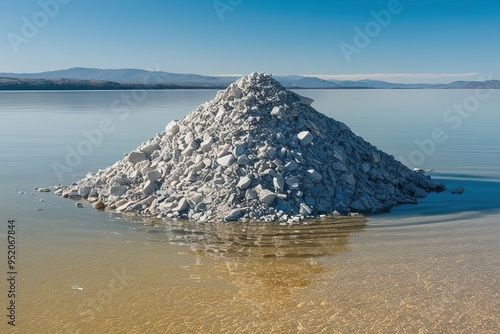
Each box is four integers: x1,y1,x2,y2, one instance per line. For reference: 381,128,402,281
58,72,445,222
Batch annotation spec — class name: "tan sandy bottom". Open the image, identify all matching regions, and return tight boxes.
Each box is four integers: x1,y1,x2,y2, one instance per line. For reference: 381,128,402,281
4,213,499,333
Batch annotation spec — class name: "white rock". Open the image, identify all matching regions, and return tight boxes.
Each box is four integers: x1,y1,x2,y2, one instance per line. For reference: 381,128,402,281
110,186,127,196
217,154,235,167
271,106,284,118
299,203,312,215
259,189,276,205
78,186,91,197
297,131,313,146
200,137,214,152
143,180,156,195
146,170,162,182
142,144,158,156
224,208,246,222
175,198,189,212
165,121,179,137
128,151,147,164
237,176,252,190
112,174,130,185
273,176,285,192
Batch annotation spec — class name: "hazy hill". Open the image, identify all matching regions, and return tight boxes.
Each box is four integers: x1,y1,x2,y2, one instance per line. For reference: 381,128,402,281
1,68,499,90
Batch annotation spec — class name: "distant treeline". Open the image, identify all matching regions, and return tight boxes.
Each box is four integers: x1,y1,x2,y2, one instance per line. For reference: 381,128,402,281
1,77,499,90
0,78,227,90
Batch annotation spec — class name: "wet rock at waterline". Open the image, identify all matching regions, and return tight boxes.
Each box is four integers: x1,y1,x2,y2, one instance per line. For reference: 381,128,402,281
56,73,445,222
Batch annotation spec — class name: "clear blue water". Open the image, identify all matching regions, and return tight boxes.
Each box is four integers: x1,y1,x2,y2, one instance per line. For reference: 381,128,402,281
0,89,499,333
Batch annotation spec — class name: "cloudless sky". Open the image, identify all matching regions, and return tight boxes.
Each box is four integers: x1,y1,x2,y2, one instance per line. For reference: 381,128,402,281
1,0,499,83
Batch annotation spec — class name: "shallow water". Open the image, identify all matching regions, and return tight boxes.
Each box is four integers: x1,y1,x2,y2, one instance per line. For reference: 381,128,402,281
1,89,499,333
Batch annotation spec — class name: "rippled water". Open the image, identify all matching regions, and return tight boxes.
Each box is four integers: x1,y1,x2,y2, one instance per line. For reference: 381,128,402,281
1,89,499,333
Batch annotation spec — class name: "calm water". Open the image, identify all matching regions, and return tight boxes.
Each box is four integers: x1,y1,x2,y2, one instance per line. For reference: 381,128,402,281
0,89,499,333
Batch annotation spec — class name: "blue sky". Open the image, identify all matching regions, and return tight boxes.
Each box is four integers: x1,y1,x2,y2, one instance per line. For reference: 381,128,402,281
1,0,499,83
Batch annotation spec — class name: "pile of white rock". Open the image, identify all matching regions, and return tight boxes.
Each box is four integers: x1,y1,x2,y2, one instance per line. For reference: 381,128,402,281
57,73,445,222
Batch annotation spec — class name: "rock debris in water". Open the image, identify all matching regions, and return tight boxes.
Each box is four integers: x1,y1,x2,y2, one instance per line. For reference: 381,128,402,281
58,73,445,222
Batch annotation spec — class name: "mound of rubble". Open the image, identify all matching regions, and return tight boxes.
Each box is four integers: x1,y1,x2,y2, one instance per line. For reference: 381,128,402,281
58,73,444,222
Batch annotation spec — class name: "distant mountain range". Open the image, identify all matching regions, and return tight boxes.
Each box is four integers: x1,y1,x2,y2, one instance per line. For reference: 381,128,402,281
1,67,499,90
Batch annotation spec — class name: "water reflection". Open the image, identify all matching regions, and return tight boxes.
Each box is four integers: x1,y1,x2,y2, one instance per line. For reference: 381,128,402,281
130,216,366,306
136,216,367,258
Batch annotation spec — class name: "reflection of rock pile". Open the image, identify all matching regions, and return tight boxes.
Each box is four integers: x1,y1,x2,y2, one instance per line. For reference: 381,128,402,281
139,216,366,258
60,72,444,222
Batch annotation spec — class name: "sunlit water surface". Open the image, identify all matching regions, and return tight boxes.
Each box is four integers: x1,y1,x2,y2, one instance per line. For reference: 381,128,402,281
0,89,499,333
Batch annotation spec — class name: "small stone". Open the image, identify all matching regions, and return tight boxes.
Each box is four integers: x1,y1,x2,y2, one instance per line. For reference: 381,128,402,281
195,202,207,212
200,137,214,152
224,208,247,222
246,189,258,200
362,162,371,173
306,169,322,183
343,174,356,186
146,170,162,182
273,175,285,192
165,121,179,137
237,176,252,190
271,106,284,118
110,186,127,196
259,189,276,205
112,174,130,185
143,180,157,195
142,143,159,156
332,161,347,171
217,154,235,167
78,186,91,197
175,198,189,212
237,155,250,165
299,203,312,215
64,189,81,199
93,202,106,210
451,186,464,195
285,176,301,189
128,151,147,164
297,94,314,106
285,160,297,171
297,131,313,146
234,142,246,156
265,147,276,159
